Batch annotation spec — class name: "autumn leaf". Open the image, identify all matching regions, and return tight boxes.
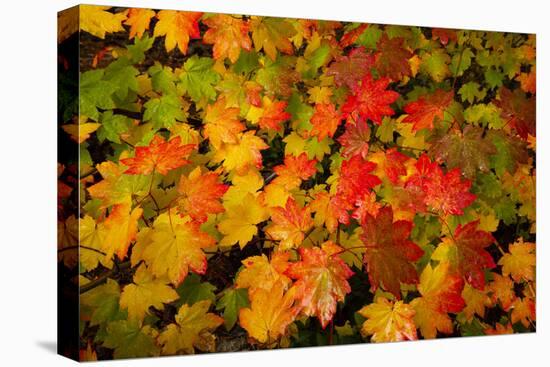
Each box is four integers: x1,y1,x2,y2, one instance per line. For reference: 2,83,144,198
337,155,382,209
154,10,203,54
142,212,215,286
158,300,223,354
176,167,228,223
374,34,413,81
429,125,497,179
272,153,317,190
235,252,292,292
286,241,354,328
494,87,536,139
216,288,250,330
213,131,269,174
250,17,297,61
101,201,143,260
403,89,454,132
203,14,252,63
125,8,155,39
103,320,159,358
361,206,423,297
120,264,179,322
432,220,495,289
358,297,418,342
218,193,269,248
498,238,536,282
239,280,300,344
310,191,349,233
265,197,314,250
337,119,371,159
487,273,516,311
326,47,374,88
203,96,245,149
258,97,291,131
120,135,195,175
80,5,127,39
510,297,535,327
410,263,465,338
309,103,342,141
342,73,400,125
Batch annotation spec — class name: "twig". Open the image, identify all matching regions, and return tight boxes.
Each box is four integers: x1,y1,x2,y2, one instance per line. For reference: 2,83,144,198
79,261,132,294
58,245,106,256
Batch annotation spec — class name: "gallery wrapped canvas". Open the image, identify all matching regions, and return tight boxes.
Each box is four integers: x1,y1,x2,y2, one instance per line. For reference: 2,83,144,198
57,4,536,361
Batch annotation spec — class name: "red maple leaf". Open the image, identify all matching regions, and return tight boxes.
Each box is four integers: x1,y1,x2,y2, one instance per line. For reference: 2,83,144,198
120,135,195,175
432,28,457,46
310,103,342,141
361,206,424,297
494,87,536,139
259,99,291,131
326,47,374,88
383,148,410,184
403,90,454,132
374,34,413,81
337,155,382,207
337,119,371,159
342,73,400,125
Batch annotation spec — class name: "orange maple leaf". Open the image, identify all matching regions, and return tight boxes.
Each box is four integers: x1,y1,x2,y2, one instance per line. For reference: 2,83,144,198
120,135,195,175
236,252,292,293
286,241,354,328
154,10,203,54
403,89,454,132
265,198,314,250
272,153,317,190
176,167,228,223
203,96,245,149
258,97,291,131
203,14,252,63
310,103,342,141
101,201,143,260
124,8,155,39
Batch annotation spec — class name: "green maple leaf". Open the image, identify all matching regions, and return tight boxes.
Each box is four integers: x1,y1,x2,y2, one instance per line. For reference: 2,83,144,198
104,58,139,100
80,279,124,326
355,24,383,49
484,68,504,89
487,130,529,177
216,288,250,330
450,47,474,77
429,125,496,179
148,63,177,95
464,103,504,128
127,34,154,64
98,111,132,143
175,274,216,307
143,94,186,129
459,82,486,104
421,49,451,82
233,50,259,75
178,55,220,102
103,320,159,359
80,69,118,120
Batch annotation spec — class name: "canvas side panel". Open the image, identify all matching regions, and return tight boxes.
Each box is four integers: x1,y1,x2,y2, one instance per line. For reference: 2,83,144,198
57,5,80,362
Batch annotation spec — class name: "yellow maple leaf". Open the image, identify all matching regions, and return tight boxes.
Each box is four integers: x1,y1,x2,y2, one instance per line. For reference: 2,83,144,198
239,281,300,344
62,122,101,144
124,8,156,39
154,10,203,54
203,96,245,149
223,170,264,207
498,238,536,283
120,264,179,323
212,131,269,174
80,5,127,39
235,252,292,292
158,300,223,354
218,193,269,248
264,198,313,250
78,215,112,271
461,283,493,321
101,201,143,260
142,211,215,286
358,297,417,342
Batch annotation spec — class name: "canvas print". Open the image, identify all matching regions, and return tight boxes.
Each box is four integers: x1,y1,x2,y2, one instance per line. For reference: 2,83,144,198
57,4,536,361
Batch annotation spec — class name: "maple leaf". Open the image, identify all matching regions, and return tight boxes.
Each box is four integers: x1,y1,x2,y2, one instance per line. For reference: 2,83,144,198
361,206,423,297
250,17,297,61
179,55,221,102
265,198,314,250
101,201,143,260
203,15,252,63
142,212,215,286
239,280,301,344
410,263,465,338
429,125,497,179
510,297,536,328
120,135,195,175
203,96,245,149
358,297,418,342
487,273,516,311
352,191,382,225
235,252,292,292
373,148,410,184
403,89,454,132
337,119,371,159
310,191,349,233
337,155,382,208
258,97,291,131
286,241,354,328
213,131,269,174
432,220,495,289
326,47,374,88
80,5,127,39
494,87,536,139
374,34,413,81
272,153,317,190
342,73,400,125
309,103,342,141
78,215,112,271
432,28,457,45
218,193,269,248
498,238,536,282
154,10,203,54
158,300,223,354
339,24,368,48
176,167,228,223
120,264,179,322
103,320,159,358
461,283,493,321
124,8,155,39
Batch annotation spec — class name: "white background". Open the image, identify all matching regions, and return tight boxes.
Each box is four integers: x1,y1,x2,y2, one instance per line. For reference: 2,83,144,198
0,0,547,365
